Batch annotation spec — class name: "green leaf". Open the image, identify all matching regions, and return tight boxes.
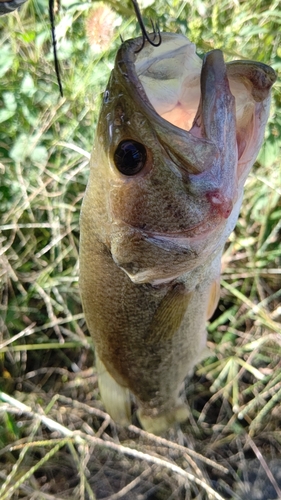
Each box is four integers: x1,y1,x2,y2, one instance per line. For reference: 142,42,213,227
0,45,14,78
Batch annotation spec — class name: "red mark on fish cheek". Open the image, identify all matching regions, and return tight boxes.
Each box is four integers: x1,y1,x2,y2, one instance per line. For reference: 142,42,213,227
206,191,233,219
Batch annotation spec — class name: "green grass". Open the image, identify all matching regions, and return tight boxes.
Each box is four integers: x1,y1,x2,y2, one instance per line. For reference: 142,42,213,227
0,0,280,498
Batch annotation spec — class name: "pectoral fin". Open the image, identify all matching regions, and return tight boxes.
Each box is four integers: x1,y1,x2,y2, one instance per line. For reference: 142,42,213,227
96,351,131,426
207,278,220,320
147,283,192,343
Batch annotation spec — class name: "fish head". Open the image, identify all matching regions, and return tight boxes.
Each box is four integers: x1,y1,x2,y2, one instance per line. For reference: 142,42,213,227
89,33,276,285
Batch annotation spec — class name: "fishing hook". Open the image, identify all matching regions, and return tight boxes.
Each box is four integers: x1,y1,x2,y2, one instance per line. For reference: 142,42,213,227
131,0,161,53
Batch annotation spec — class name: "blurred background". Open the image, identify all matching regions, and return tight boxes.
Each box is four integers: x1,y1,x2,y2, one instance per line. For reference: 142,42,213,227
0,1,280,498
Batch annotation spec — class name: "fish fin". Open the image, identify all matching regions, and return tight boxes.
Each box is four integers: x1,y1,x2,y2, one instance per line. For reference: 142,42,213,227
207,278,220,320
147,283,192,343
96,351,131,426
137,403,189,435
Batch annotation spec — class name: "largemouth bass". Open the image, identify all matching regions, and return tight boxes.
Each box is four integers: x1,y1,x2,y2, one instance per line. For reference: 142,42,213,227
80,33,276,434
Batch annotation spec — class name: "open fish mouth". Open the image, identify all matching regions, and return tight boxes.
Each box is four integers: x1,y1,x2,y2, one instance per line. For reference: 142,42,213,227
133,33,277,191
133,33,276,179
134,35,204,133
117,32,276,177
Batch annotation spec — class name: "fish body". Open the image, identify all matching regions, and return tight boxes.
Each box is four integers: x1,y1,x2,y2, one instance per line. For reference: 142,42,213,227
80,33,276,433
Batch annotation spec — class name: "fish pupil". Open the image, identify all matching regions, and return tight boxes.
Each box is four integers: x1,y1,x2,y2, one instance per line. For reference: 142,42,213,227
114,140,147,175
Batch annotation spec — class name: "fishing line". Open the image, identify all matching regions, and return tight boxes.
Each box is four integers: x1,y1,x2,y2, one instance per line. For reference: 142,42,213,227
49,0,63,97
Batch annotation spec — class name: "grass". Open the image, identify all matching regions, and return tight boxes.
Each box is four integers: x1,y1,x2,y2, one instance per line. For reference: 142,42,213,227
0,0,280,498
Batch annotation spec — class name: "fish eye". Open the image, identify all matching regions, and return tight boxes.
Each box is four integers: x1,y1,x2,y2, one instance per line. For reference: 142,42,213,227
114,140,147,176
